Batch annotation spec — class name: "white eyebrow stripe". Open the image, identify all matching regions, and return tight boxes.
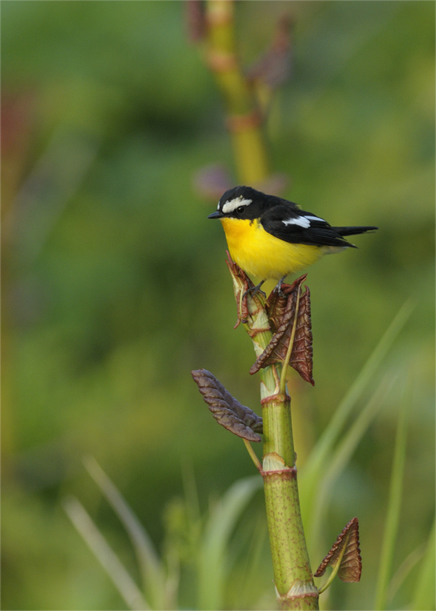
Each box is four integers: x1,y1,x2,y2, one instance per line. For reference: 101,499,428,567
222,197,252,214
282,216,311,228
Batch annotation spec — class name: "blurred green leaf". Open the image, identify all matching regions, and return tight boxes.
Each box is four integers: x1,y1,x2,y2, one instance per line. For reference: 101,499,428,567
84,456,169,610
374,386,410,610
3,2,434,609
300,300,414,522
412,520,436,611
63,496,148,611
197,475,262,610
386,542,427,604
307,371,399,549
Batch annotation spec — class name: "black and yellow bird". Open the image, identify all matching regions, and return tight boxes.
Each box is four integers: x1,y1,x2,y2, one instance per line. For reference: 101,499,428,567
208,185,377,291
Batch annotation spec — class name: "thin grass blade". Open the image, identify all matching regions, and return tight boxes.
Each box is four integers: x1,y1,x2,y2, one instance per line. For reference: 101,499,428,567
374,387,410,610
238,514,268,608
411,519,435,611
83,456,166,609
386,542,426,603
63,495,149,611
301,300,414,519
197,475,262,611
306,372,398,546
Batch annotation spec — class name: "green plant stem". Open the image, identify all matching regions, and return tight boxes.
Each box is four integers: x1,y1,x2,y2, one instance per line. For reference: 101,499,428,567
243,439,262,471
209,2,316,602
317,542,348,595
260,377,318,610
205,0,269,184
236,288,318,610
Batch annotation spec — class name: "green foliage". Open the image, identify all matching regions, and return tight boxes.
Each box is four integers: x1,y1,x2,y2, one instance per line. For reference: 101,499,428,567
3,2,434,610
83,456,168,610
63,495,148,611
300,300,414,542
65,459,264,610
412,520,436,611
374,387,410,610
196,476,263,610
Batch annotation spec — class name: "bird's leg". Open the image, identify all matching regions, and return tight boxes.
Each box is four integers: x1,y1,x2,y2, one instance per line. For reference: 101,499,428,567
276,276,287,297
243,280,266,299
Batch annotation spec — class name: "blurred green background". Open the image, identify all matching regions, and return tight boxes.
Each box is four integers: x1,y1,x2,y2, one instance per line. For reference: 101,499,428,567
2,2,434,610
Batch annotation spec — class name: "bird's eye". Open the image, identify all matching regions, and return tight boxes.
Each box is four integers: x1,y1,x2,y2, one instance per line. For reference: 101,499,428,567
236,206,245,214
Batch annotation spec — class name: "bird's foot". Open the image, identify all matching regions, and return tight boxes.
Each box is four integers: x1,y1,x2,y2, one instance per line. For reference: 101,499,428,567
243,280,266,299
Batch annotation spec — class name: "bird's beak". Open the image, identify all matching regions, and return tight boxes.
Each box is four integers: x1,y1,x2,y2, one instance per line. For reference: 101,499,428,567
208,211,224,219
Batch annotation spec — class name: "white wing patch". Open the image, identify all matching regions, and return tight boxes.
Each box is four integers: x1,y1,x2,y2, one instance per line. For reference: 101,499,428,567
282,214,326,229
222,196,252,215
283,216,311,228
305,215,326,223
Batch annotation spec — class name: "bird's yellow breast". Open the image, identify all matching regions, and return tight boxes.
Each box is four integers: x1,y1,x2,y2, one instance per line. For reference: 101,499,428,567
221,217,324,280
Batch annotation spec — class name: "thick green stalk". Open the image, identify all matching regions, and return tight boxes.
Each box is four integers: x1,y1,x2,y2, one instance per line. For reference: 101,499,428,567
230,277,318,610
259,371,318,610
206,2,316,602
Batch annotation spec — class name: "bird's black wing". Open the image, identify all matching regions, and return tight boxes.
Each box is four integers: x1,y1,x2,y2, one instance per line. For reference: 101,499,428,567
260,204,353,248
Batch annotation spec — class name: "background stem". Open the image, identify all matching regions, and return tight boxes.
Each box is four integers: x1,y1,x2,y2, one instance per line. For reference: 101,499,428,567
205,0,269,184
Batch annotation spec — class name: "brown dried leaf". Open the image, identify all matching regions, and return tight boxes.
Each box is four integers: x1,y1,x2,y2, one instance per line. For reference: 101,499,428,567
250,281,300,374
251,275,314,385
266,275,306,333
191,369,263,442
184,0,206,42
246,14,293,89
289,285,314,385
225,252,255,328
314,517,362,583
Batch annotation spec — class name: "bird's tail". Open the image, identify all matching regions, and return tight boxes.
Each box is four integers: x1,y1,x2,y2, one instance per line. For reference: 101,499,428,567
333,225,378,237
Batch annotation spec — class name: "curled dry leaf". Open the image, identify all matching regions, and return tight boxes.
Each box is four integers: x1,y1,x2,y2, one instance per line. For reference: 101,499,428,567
184,0,206,42
246,13,293,89
225,252,255,328
250,275,314,385
289,284,313,385
191,369,263,442
266,275,307,334
314,517,362,583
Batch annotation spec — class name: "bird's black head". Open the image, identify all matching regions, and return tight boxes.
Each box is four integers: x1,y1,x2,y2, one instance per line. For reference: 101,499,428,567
208,186,270,221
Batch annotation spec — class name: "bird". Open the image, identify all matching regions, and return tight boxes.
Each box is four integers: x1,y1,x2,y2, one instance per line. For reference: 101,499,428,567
208,185,378,292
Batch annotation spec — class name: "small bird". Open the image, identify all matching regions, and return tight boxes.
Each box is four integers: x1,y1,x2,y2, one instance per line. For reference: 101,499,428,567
208,185,378,291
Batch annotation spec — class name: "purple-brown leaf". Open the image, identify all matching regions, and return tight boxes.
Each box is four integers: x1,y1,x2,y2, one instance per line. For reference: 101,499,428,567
314,517,362,583
191,369,263,442
250,275,314,385
266,275,306,334
225,252,255,328
184,0,206,42
289,285,313,385
246,13,293,89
